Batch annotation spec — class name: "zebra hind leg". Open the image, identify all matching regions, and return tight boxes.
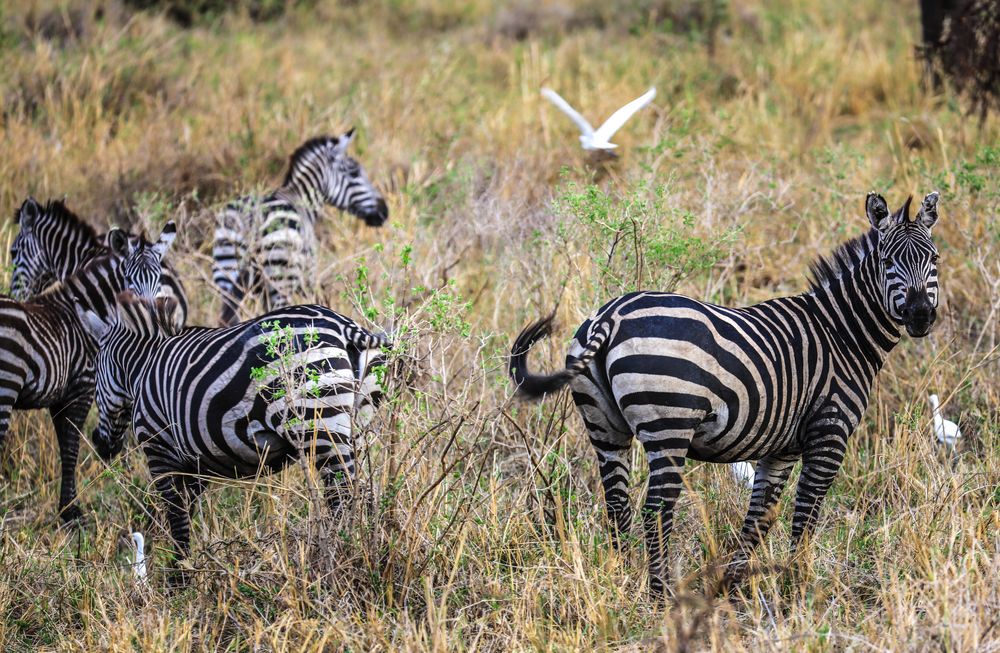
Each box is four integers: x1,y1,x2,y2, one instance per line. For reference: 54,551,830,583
571,377,634,550
638,434,691,599
153,473,194,583
720,452,799,593
319,447,356,516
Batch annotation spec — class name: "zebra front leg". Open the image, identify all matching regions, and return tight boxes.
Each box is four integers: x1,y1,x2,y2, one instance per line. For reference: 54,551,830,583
640,439,688,598
721,452,799,592
49,393,93,523
789,430,849,567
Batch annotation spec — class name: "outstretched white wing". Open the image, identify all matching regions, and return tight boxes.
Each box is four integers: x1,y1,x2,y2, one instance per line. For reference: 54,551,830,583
592,87,656,143
541,87,594,137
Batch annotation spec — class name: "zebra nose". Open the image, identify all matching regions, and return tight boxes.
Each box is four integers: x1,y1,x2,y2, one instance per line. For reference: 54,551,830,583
362,198,388,227
901,288,935,333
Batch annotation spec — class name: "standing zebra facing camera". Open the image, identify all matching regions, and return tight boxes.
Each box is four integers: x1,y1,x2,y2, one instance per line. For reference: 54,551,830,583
0,202,176,523
212,129,389,326
510,192,943,597
9,198,188,326
78,292,388,562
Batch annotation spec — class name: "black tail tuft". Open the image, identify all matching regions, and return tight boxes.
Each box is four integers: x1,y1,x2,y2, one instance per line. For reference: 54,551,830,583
509,312,576,398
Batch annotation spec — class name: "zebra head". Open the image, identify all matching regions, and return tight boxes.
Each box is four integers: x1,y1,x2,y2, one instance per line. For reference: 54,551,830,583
79,292,180,461
10,198,58,300
287,130,389,226
109,221,177,298
866,191,941,338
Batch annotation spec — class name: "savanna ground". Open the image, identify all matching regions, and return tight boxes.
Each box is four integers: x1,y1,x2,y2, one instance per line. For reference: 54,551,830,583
1,0,999,650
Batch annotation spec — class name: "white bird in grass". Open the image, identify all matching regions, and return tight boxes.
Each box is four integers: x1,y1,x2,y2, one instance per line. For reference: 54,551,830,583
131,531,148,584
541,86,657,151
730,461,755,490
928,393,961,452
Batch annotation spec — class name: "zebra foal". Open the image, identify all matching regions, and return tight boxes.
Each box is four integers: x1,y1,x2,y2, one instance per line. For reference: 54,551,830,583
212,130,388,326
0,200,175,522
79,294,388,561
510,192,943,597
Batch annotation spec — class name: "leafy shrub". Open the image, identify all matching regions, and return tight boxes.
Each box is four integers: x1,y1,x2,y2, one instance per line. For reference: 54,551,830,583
556,181,741,300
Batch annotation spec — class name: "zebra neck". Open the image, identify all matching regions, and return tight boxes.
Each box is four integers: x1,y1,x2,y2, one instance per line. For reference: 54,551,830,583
60,245,107,280
807,254,901,379
280,169,327,219
118,336,158,395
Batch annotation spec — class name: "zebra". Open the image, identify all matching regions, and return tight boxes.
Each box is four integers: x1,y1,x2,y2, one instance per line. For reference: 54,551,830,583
78,293,388,561
0,206,175,523
9,197,189,326
509,192,942,597
212,129,389,326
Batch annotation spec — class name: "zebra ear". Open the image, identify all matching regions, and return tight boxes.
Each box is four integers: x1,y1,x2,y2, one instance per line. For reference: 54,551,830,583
107,228,132,258
76,305,112,341
17,197,42,231
334,128,355,154
865,192,892,232
916,191,940,229
152,221,177,260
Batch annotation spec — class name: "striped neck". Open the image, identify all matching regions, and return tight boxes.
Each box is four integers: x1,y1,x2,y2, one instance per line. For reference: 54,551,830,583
807,249,902,381
281,158,329,219
44,256,124,324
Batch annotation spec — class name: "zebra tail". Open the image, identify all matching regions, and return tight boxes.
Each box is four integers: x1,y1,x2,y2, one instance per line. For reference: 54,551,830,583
509,312,605,398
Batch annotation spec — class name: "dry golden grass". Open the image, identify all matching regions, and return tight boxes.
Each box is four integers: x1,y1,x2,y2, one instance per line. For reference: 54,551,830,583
0,0,998,650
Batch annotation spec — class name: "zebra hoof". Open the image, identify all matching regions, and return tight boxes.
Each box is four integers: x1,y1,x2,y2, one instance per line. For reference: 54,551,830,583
166,567,191,590
58,504,84,526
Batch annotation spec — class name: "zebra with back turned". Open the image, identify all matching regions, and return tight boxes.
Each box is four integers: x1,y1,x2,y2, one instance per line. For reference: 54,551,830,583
78,291,388,561
0,201,175,522
212,130,388,326
10,197,189,325
510,192,942,597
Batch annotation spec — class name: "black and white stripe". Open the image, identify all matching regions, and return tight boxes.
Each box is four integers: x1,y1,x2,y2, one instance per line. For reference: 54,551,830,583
0,206,173,523
9,198,188,325
509,192,942,596
80,296,388,559
212,130,389,326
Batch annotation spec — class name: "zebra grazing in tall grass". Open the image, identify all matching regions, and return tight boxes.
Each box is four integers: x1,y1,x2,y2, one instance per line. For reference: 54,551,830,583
509,192,942,597
78,293,388,560
212,129,389,326
9,197,188,325
0,208,176,523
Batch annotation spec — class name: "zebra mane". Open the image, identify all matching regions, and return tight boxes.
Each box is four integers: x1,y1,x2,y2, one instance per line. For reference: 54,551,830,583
41,200,100,243
283,136,338,185
807,229,879,292
116,291,181,337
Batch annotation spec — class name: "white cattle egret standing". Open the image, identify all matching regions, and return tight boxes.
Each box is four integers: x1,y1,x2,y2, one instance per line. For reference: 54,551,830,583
730,461,755,490
132,531,148,584
541,86,657,151
928,393,961,452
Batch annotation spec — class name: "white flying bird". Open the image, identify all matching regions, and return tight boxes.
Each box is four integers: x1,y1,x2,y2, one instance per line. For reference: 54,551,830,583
730,461,755,490
132,531,148,584
541,86,657,151
928,394,960,452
